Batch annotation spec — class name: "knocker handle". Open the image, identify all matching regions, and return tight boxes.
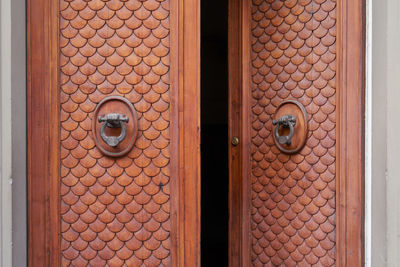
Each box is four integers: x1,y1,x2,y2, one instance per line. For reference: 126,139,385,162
273,114,297,146
98,113,129,147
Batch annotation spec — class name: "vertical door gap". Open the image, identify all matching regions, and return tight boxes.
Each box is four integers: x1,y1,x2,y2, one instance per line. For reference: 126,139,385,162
201,0,229,266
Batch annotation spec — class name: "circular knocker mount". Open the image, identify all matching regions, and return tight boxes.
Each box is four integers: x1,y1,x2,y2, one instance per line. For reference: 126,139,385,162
272,100,308,154
92,96,138,157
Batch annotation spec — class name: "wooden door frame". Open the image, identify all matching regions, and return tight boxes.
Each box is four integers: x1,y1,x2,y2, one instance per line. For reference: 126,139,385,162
27,0,60,265
228,0,251,266
27,0,200,266
336,0,365,265
228,0,365,266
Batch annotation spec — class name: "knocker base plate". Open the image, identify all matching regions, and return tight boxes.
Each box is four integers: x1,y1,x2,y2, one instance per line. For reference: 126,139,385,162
92,96,138,157
272,100,308,154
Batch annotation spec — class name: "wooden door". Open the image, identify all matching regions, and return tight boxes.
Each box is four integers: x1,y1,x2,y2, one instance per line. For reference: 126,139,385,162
28,0,364,266
228,0,365,266
27,0,200,266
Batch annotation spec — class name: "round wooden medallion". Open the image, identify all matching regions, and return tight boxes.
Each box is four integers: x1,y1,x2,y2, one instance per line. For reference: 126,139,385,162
92,96,138,157
272,100,308,154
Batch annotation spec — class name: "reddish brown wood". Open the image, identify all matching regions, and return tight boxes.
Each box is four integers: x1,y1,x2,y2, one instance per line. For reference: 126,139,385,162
27,0,60,266
28,0,201,266
249,0,337,264
336,0,365,266
57,1,173,265
228,0,251,266
170,0,201,266
27,0,363,266
229,0,365,266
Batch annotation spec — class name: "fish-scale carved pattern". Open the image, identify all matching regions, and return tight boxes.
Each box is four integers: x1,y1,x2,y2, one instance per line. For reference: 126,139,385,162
250,0,336,266
60,0,171,266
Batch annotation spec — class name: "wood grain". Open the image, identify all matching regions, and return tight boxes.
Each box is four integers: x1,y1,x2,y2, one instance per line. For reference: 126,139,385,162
170,0,201,266
336,0,365,265
27,0,60,266
228,0,252,266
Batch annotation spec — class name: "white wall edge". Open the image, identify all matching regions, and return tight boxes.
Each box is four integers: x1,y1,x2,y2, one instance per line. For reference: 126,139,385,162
386,0,400,265
0,0,13,266
11,0,27,264
365,0,372,266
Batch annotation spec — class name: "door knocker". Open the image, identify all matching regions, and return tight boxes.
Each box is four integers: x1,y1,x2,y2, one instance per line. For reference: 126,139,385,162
98,113,129,147
272,100,308,154
273,114,297,146
92,96,138,157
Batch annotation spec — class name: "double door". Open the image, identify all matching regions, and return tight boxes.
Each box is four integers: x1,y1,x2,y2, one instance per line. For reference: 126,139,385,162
27,0,364,266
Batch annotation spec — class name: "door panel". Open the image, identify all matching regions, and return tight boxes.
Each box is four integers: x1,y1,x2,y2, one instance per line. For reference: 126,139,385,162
59,1,172,265
228,0,364,266
249,1,337,265
28,0,200,266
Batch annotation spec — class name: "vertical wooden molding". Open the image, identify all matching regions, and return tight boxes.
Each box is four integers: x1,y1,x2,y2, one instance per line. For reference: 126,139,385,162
228,0,242,265
228,0,251,265
182,0,201,265
170,0,201,266
337,0,365,266
170,0,179,266
27,0,60,266
240,0,252,265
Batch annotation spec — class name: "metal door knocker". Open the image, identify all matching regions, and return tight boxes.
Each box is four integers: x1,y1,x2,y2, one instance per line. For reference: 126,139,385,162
92,96,138,157
272,100,308,154
98,113,129,147
273,114,297,146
